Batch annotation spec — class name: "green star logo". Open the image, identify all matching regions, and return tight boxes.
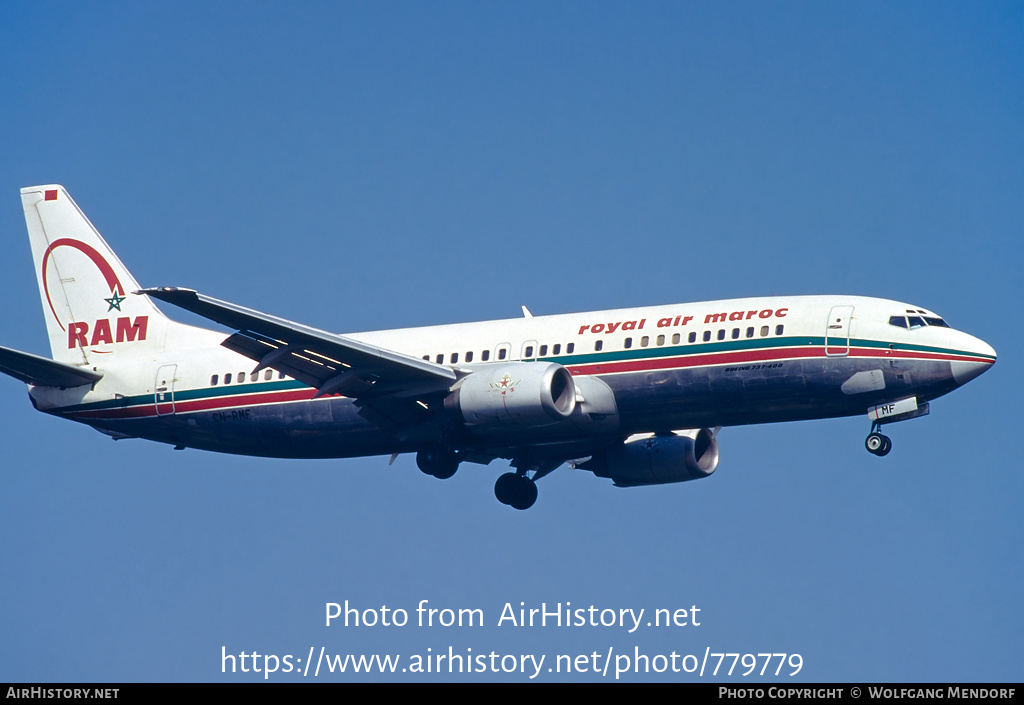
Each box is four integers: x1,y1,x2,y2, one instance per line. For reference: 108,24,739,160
104,290,126,312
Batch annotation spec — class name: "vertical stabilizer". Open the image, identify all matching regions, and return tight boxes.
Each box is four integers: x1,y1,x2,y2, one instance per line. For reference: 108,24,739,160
21,185,176,364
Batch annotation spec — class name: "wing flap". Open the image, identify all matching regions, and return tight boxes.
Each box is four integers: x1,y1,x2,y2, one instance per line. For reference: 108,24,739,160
0,344,103,388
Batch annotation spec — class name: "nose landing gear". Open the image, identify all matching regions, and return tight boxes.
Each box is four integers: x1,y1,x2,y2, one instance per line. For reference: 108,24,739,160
865,422,892,456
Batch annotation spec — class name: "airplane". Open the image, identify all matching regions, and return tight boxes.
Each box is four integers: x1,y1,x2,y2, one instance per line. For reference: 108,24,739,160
0,185,997,510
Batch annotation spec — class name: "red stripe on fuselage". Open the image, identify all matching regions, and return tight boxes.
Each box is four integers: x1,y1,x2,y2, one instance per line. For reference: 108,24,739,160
60,344,992,421
565,345,992,376
63,387,322,420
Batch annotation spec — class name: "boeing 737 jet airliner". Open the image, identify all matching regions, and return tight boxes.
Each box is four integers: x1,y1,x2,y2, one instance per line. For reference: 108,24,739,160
0,186,997,509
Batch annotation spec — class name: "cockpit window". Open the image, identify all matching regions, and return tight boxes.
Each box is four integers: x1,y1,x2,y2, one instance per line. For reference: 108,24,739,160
890,314,951,329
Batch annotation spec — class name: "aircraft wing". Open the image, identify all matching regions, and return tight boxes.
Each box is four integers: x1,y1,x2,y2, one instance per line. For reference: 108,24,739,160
138,288,458,400
0,344,103,388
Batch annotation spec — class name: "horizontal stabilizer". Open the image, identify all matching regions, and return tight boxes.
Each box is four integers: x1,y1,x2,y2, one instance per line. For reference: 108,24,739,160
0,344,103,388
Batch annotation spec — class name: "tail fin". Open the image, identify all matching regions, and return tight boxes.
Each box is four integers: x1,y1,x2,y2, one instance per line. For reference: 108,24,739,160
21,185,180,364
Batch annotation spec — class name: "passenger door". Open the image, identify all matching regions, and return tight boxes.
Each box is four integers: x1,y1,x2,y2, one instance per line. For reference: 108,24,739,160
825,306,854,357
155,364,177,415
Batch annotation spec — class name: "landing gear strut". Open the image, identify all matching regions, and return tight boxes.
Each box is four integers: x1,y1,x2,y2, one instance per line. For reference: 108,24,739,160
416,448,459,479
865,422,892,457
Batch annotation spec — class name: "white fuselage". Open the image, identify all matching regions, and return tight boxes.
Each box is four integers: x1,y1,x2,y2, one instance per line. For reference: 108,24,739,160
28,294,995,461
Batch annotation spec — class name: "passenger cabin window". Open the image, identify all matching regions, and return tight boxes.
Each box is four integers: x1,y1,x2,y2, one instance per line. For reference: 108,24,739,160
553,344,561,355
465,351,473,363
436,354,444,364
238,371,245,382
595,340,603,352
211,374,219,386
640,336,649,347
746,327,754,338
451,352,459,364
264,370,273,381
775,324,785,335
624,337,632,349
717,329,725,341
498,348,507,360
731,328,740,339
688,332,696,343
566,343,575,354
482,350,491,361
657,335,665,346
539,345,548,356
523,345,534,358
703,331,711,342
225,373,232,384
760,326,769,337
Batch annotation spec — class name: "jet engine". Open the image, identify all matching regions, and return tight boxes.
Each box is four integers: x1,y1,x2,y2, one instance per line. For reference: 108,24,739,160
580,428,720,487
445,362,576,430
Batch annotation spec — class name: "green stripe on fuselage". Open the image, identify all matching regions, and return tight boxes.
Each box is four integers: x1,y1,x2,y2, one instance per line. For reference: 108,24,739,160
60,378,307,413
59,335,986,415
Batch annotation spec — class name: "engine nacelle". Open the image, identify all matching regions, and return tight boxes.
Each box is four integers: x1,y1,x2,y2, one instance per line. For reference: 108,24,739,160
446,362,577,430
581,429,720,487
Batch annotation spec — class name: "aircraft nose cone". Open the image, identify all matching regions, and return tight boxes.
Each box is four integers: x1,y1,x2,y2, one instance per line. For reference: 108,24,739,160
951,335,996,386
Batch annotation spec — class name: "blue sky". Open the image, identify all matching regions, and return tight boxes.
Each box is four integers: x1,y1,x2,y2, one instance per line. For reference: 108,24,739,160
0,1,1021,682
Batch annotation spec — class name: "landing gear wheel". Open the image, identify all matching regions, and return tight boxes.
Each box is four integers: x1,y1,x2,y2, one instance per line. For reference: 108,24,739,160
416,448,459,479
865,433,892,456
494,472,538,510
509,477,538,511
878,436,892,456
494,472,518,504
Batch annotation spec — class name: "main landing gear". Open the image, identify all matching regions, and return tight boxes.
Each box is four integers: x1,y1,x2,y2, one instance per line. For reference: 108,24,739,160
416,448,459,479
494,472,538,510
494,457,560,510
865,422,892,457
415,447,550,510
